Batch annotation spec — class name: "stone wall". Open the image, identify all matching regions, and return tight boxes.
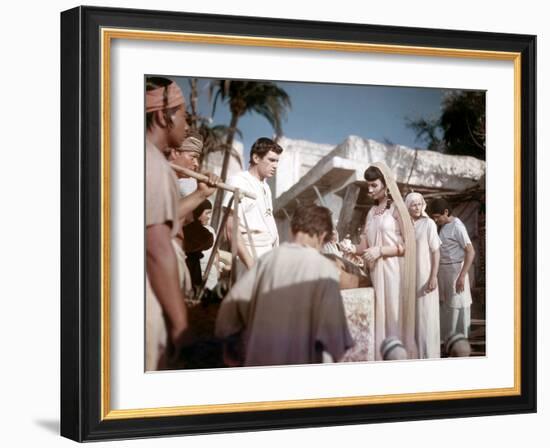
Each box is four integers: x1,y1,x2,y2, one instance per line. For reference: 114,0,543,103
340,288,375,362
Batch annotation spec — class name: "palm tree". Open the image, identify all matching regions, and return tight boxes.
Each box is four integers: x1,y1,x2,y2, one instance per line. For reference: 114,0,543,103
188,78,200,130
182,79,244,171
197,122,243,171
209,80,291,227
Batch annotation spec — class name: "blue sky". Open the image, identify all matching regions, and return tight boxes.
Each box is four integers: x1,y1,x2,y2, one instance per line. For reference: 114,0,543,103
174,77,447,163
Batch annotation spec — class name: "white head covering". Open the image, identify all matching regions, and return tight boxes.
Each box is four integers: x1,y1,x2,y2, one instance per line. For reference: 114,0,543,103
405,192,429,218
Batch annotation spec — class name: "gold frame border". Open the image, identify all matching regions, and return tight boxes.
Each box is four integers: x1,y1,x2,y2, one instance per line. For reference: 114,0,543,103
100,28,522,420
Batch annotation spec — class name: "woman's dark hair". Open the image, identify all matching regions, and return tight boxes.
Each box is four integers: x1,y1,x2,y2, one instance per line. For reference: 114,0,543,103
291,205,333,243
363,166,386,185
427,198,452,216
145,76,182,130
364,166,392,209
192,199,212,221
249,137,283,165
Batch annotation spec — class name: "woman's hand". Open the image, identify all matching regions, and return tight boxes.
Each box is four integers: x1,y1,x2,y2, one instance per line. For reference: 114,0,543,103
341,242,356,254
362,246,382,264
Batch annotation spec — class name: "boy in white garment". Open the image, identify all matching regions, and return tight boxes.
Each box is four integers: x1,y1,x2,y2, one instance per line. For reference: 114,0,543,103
428,198,476,340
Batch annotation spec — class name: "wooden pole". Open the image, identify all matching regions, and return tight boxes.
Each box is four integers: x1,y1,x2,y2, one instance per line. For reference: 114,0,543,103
169,163,257,200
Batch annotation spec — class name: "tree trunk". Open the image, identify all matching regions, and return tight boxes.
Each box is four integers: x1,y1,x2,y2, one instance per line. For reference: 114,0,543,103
211,113,239,229
189,78,199,130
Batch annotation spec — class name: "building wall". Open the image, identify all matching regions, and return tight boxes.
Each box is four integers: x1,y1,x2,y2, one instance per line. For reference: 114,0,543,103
268,136,335,198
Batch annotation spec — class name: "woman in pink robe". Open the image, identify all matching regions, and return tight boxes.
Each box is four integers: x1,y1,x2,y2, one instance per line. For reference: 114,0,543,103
356,165,407,360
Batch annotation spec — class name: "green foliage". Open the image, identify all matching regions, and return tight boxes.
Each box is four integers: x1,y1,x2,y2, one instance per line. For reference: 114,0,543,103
210,80,292,138
208,80,292,227
407,91,486,160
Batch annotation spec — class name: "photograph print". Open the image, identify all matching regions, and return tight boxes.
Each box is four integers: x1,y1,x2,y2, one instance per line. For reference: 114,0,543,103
145,75,486,371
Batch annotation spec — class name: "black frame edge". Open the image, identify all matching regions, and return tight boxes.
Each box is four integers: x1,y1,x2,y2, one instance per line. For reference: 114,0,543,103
60,6,83,442
520,34,537,413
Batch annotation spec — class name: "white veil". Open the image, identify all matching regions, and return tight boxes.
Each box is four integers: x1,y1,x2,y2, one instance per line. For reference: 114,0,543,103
371,161,418,359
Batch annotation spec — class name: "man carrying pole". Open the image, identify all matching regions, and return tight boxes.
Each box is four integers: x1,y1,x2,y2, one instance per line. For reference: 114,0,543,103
145,76,218,370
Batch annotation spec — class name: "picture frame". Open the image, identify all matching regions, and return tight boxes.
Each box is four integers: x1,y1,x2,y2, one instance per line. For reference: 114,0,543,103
60,5,536,442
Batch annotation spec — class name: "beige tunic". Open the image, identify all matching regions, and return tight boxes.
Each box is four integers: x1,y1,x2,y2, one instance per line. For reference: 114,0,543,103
215,243,354,366
145,140,180,371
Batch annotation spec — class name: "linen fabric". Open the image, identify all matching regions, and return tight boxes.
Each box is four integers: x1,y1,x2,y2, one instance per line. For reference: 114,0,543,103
145,140,182,370
215,243,354,366
223,171,279,257
412,217,442,358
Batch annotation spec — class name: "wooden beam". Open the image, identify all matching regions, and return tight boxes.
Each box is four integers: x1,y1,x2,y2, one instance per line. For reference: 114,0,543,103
337,183,361,238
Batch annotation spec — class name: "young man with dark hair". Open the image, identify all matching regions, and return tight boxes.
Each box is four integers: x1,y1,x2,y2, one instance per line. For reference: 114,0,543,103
222,137,283,269
215,205,354,367
428,198,476,339
249,136,284,162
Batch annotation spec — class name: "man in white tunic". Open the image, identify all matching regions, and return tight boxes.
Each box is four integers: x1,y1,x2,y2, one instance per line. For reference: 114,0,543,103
428,198,476,339
222,137,282,269
215,205,354,366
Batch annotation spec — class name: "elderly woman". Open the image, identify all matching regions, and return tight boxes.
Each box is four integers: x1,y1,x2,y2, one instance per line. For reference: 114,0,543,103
405,192,441,359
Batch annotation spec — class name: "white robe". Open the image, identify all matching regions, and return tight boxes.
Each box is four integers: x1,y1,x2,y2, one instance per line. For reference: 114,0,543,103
413,217,441,359
223,171,279,258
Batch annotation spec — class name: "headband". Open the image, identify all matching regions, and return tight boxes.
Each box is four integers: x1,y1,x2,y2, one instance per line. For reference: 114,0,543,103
178,135,203,154
146,82,185,113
